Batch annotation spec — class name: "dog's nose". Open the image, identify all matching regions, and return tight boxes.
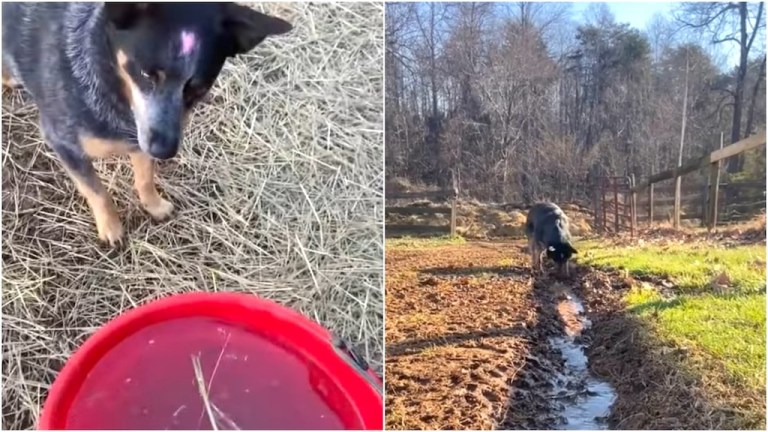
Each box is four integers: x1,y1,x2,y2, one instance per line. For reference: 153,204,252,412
148,129,179,160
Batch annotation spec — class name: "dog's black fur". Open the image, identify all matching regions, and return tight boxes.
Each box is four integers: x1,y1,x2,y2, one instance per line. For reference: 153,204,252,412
525,202,578,277
2,3,291,245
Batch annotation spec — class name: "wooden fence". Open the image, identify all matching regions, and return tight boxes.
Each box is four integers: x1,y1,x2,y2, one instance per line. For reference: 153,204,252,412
630,131,766,229
385,188,459,237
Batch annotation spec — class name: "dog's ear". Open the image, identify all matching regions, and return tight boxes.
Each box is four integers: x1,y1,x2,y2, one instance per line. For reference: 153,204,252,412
222,3,292,56
104,3,154,30
567,244,578,255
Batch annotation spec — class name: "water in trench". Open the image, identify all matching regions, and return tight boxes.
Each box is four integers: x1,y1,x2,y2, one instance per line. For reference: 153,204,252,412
548,290,616,430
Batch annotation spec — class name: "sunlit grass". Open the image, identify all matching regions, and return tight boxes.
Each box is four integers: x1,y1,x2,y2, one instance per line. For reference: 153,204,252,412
578,240,766,402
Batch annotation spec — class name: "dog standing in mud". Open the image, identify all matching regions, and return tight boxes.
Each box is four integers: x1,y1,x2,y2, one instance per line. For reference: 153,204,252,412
525,202,578,277
2,3,291,246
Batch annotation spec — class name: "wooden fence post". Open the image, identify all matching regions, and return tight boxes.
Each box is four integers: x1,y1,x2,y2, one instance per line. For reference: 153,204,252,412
708,133,724,231
648,183,654,226
450,177,458,237
630,174,637,236
592,175,600,233
613,179,619,233
707,162,721,230
673,170,682,229
701,180,709,227
602,182,607,234
450,198,457,237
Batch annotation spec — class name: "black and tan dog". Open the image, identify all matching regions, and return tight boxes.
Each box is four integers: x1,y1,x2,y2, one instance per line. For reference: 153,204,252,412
2,3,291,245
525,202,578,277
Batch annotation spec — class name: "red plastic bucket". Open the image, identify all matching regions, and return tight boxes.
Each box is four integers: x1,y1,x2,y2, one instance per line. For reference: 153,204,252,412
39,292,382,430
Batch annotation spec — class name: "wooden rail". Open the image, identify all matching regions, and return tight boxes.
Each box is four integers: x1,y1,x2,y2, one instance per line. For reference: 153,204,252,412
631,132,765,194
385,206,452,216
630,131,766,230
386,186,459,237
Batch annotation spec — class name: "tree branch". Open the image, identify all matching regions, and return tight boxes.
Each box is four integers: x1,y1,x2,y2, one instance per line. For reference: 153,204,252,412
746,2,764,53
713,36,740,44
674,3,738,29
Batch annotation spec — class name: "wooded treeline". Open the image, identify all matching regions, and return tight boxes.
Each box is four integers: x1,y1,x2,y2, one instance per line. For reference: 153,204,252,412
385,2,766,204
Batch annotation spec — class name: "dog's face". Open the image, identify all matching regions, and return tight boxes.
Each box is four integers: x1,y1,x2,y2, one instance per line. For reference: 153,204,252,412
104,3,291,159
546,243,577,264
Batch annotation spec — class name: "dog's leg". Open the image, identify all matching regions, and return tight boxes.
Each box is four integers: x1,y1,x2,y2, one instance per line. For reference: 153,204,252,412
528,237,539,273
43,122,123,245
537,244,546,273
2,65,22,89
58,151,123,246
129,152,174,220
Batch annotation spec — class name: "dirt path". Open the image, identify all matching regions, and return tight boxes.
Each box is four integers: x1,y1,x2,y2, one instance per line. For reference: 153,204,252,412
385,240,757,430
385,241,607,429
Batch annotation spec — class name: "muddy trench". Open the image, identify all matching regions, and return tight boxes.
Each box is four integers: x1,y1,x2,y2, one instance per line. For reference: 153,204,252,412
501,268,616,430
385,242,762,430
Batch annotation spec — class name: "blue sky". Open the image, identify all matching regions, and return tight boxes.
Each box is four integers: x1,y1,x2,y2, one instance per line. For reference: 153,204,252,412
572,2,672,30
572,2,744,68
407,1,749,69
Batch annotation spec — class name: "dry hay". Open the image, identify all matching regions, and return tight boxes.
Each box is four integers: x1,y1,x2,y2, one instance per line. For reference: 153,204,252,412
387,200,593,239
1,3,383,429
601,214,767,247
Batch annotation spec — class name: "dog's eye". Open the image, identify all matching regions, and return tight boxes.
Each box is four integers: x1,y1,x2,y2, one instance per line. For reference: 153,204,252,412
183,80,209,106
139,69,164,84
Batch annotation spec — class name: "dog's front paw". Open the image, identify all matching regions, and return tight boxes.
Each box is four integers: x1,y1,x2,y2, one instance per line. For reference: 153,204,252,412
96,214,124,247
144,197,174,221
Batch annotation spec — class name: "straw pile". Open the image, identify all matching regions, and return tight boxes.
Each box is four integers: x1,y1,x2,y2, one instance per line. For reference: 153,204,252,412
1,3,383,429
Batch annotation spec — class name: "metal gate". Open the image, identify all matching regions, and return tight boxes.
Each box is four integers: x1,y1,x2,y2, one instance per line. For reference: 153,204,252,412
594,176,636,237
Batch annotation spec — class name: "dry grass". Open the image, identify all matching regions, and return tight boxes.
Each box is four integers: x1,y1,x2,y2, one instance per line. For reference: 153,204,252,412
1,3,383,429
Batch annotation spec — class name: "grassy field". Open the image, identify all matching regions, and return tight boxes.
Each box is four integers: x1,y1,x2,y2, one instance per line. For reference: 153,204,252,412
578,239,766,421
386,235,466,249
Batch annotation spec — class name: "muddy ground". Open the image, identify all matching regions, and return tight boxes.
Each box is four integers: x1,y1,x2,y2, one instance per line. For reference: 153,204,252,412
385,241,762,430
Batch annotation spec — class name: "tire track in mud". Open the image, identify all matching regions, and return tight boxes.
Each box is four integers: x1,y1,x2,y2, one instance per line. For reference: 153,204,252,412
386,241,615,430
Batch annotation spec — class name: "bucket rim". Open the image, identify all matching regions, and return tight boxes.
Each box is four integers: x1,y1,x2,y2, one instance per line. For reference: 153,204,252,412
38,291,382,430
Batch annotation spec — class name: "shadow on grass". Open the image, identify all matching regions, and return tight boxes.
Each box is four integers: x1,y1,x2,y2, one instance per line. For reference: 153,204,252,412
626,297,684,315
572,266,765,430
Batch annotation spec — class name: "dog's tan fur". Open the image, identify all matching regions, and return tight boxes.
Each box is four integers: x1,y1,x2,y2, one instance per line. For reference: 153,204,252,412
81,135,133,158
2,66,21,88
129,151,174,220
64,166,124,245
76,134,173,245
529,237,544,274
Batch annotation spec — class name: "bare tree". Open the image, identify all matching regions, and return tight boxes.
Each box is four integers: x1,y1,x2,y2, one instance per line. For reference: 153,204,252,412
675,2,765,172
385,3,765,207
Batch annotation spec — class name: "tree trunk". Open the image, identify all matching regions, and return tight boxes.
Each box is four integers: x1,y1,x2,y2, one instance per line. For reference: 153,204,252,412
727,2,749,173
745,55,766,137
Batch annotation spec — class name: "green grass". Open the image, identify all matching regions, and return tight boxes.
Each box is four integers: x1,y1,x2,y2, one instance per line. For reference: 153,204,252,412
625,286,765,388
578,240,766,294
577,239,767,399
387,235,466,250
